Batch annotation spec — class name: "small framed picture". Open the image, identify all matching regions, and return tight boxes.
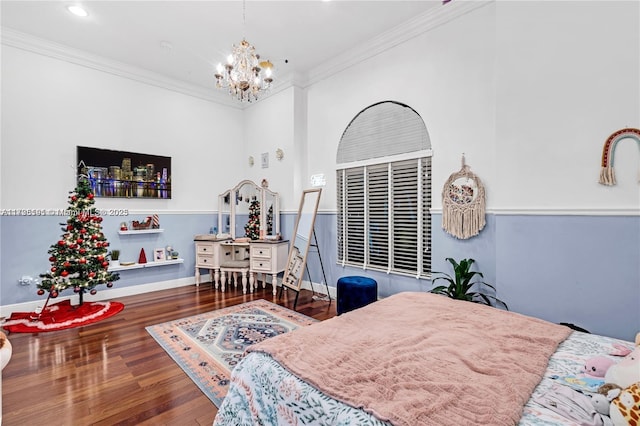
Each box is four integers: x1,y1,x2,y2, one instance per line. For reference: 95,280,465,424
261,152,269,168
154,248,166,262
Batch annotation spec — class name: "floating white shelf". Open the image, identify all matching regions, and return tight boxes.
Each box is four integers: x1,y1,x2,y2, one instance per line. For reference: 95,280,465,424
118,229,164,235
109,258,184,271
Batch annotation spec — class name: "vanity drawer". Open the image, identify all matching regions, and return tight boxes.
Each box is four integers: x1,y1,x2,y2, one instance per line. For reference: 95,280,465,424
196,243,215,254
197,254,214,266
251,246,272,258
251,259,272,272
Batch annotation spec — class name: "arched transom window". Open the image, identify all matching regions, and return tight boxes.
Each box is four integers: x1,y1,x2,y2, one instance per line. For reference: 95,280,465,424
336,101,432,278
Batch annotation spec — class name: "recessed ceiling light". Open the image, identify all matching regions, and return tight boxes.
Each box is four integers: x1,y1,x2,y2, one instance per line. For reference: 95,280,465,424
67,5,89,17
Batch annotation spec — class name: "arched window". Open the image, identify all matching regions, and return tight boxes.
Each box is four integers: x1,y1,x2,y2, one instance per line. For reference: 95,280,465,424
336,101,432,278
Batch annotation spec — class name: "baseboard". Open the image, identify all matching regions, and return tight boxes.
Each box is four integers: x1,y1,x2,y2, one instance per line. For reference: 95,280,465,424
299,280,337,299
0,275,206,318
0,274,336,318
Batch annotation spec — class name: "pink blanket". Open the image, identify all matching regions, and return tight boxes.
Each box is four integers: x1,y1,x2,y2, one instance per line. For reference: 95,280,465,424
248,292,571,426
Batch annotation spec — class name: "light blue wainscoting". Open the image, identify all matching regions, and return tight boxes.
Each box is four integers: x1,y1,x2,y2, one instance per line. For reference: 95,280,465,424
0,213,217,305
291,212,638,342
4,211,636,341
493,214,639,342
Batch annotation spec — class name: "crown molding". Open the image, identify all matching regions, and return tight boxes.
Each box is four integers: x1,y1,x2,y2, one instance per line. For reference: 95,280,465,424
1,28,245,109
303,0,493,87
1,1,492,107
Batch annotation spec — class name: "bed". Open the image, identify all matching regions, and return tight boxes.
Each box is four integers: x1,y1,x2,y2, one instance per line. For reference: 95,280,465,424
213,292,633,426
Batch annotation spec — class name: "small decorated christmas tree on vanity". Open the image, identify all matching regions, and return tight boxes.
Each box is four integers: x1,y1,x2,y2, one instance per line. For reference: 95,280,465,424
244,199,261,240
39,177,119,305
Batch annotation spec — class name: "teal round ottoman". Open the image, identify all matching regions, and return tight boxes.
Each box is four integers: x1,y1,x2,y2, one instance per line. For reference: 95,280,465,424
336,276,378,315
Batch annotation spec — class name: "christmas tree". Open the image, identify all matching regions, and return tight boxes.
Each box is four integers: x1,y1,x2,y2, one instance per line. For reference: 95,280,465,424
39,177,119,304
244,199,261,240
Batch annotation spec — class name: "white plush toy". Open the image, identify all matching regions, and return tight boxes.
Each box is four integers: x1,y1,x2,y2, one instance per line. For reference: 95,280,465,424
605,333,640,389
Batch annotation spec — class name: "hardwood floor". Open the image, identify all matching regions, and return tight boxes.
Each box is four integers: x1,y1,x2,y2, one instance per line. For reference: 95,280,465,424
1,283,336,426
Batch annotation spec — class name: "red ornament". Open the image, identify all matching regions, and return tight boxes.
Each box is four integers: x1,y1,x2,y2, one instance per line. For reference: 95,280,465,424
37,289,45,296
60,270,69,277
67,225,73,231
51,267,57,272
51,290,59,298
77,238,83,244
102,261,109,268
97,217,103,222
58,240,66,246
80,228,87,234
63,261,71,268
88,272,96,278
49,256,56,262
79,258,87,264
97,255,104,261
91,235,98,240
79,248,86,254
107,282,113,288
74,287,81,293
71,195,77,201
88,193,94,200
90,289,97,295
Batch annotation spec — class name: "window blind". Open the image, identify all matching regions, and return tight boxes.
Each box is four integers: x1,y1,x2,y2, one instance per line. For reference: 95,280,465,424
336,101,432,278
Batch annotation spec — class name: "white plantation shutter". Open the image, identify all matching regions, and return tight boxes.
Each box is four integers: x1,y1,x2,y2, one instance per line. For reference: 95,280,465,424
344,168,365,265
367,164,389,269
391,160,419,273
336,101,432,277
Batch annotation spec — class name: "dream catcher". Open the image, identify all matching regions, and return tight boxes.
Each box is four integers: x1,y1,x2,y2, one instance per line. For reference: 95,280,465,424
442,155,486,239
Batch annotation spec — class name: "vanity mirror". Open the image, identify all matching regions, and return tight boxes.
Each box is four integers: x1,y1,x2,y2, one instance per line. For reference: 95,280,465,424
218,189,232,236
281,188,322,307
217,180,280,240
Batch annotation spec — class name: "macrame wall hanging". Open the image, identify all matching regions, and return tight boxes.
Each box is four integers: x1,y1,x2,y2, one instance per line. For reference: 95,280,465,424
442,155,486,239
599,127,640,186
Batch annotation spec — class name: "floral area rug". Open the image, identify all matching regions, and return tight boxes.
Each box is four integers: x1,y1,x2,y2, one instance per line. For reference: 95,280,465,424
146,299,317,407
2,299,124,333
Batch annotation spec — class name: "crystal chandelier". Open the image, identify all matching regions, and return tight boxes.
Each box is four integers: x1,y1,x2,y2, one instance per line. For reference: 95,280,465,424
214,1,273,103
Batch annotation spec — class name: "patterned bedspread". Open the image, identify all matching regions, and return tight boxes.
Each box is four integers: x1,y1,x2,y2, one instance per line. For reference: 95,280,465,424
214,330,632,426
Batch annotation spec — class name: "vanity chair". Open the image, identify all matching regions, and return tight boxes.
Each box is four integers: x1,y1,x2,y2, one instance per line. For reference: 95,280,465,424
219,259,250,293
218,241,251,293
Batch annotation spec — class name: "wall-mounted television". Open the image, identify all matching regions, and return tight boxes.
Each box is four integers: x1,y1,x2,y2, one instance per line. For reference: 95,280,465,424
77,146,172,199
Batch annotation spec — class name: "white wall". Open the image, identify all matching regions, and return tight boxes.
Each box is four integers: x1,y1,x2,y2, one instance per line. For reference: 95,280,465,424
305,1,639,213
494,1,640,211
243,86,298,211
306,2,498,212
1,45,244,212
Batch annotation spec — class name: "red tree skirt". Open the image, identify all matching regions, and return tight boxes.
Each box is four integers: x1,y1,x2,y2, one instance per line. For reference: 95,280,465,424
2,299,124,333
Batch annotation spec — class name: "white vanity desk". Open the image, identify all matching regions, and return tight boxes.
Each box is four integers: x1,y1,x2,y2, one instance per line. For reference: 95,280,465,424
194,179,287,295
194,236,288,294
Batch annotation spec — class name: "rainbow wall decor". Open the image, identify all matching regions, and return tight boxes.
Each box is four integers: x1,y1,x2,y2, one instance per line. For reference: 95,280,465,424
599,127,640,186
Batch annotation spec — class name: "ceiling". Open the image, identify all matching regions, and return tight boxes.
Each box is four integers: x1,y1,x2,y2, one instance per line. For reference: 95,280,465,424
1,1,442,103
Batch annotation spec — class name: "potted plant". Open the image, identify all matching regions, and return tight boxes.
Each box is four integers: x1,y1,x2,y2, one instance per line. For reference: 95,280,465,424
110,250,121,267
429,258,508,309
